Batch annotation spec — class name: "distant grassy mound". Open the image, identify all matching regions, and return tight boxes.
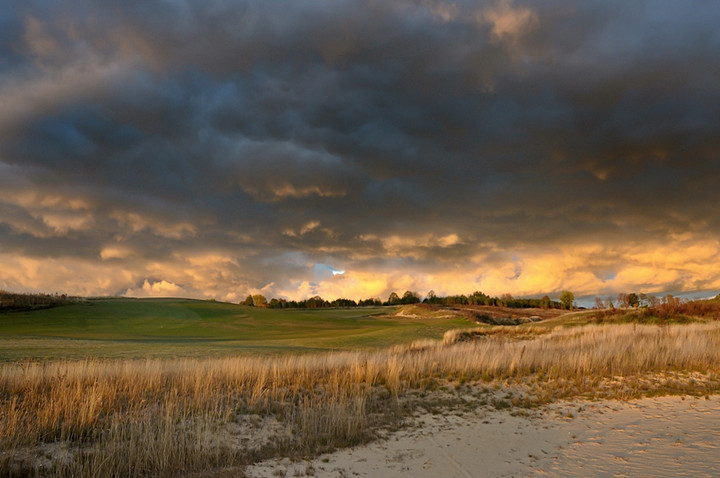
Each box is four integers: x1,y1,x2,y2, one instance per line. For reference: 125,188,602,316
0,298,472,360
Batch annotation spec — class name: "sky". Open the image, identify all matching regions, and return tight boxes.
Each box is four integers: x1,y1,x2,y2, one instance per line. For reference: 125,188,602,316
1,0,719,304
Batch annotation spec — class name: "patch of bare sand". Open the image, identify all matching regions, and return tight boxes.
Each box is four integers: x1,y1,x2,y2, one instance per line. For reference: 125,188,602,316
246,395,720,477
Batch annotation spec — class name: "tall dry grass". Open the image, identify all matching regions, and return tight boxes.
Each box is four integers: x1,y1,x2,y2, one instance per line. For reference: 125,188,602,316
2,323,720,476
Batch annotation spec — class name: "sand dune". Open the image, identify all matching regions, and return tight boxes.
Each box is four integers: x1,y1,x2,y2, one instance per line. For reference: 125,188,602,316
247,395,720,477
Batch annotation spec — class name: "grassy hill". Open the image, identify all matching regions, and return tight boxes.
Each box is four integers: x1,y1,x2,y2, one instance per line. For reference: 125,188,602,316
0,298,471,360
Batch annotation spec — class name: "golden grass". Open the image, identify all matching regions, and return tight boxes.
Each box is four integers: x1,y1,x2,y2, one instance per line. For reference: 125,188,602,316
2,323,720,476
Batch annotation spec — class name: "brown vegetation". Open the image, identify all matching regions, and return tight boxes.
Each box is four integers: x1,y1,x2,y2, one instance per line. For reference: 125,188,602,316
451,304,566,324
591,298,720,324
2,322,719,476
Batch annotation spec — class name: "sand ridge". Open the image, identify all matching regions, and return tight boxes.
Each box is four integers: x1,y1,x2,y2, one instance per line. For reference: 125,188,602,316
247,395,720,477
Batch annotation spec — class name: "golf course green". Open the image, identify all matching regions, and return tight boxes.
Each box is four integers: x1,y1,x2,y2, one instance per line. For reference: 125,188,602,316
0,298,471,360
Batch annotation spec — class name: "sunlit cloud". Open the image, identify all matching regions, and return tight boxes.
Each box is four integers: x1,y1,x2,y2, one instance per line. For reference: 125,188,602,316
266,185,346,201
124,280,193,298
0,254,134,297
109,211,197,240
100,245,134,260
479,0,539,47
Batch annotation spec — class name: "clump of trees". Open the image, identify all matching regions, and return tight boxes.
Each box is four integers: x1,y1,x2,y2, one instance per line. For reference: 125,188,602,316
0,291,83,312
559,291,575,310
595,292,666,310
385,291,421,306
241,294,269,307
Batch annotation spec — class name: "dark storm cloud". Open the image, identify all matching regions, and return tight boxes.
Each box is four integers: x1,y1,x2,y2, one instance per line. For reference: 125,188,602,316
2,0,720,298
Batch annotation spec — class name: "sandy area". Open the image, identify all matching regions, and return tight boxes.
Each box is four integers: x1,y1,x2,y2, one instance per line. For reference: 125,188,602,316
246,395,720,477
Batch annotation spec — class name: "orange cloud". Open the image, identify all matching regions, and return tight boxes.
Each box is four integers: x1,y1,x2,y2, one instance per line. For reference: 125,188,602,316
269,239,720,302
110,211,197,240
2,237,719,304
479,0,539,47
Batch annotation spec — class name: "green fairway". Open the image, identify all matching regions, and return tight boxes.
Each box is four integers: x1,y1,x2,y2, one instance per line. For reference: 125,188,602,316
0,298,471,360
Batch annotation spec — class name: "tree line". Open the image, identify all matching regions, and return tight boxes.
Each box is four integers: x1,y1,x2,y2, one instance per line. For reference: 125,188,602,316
0,291,84,312
594,292,690,309
593,292,720,321
424,290,572,309
240,290,572,310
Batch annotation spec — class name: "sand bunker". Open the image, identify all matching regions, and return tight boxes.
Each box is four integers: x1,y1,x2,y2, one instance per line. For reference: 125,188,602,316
247,395,720,477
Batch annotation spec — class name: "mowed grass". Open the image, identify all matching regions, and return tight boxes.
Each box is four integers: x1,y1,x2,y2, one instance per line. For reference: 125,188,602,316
0,298,472,360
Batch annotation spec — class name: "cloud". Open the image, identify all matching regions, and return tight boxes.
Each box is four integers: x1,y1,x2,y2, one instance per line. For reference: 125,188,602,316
479,0,539,48
1,0,719,301
124,280,194,298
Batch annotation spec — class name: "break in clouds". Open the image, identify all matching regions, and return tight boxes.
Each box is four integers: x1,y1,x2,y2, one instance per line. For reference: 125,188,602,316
1,0,720,302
